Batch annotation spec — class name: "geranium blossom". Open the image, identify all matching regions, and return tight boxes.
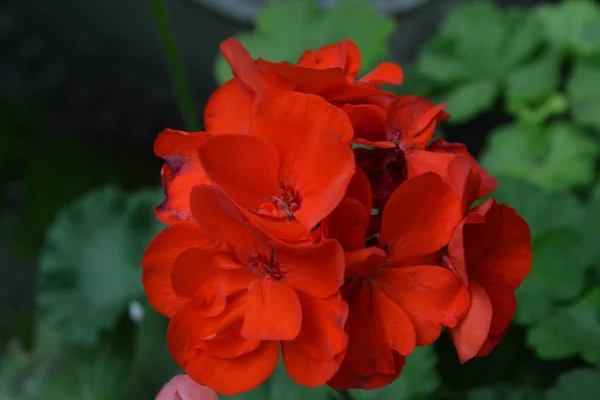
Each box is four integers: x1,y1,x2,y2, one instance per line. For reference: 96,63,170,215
142,37,532,396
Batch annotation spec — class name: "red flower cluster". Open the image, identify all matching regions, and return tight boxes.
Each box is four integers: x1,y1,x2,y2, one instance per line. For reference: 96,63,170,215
142,38,532,395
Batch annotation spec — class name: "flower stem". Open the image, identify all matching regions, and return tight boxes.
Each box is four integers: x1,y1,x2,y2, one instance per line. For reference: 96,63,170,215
149,0,199,131
337,389,353,400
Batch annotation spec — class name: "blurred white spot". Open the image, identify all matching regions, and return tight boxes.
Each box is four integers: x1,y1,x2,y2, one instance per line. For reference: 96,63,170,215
129,300,145,323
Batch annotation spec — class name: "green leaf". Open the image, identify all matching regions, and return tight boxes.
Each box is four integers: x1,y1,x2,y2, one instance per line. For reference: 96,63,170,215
349,347,440,399
36,186,164,347
416,38,471,85
567,56,600,132
439,1,507,74
214,0,395,85
584,184,600,265
480,122,599,191
505,49,560,106
490,178,585,237
515,229,592,324
507,93,568,125
545,368,600,400
536,0,600,57
528,289,600,363
443,79,498,123
466,386,543,400
416,2,544,122
44,318,136,400
501,10,545,70
0,317,136,400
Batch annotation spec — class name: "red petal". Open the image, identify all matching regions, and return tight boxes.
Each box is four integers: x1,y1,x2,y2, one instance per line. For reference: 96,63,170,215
328,352,405,390
380,173,461,264
376,265,464,345
242,279,302,340
258,59,348,94
191,183,309,246
251,91,354,143
168,298,245,359
404,148,456,181
292,293,348,360
345,164,373,214
174,335,280,396
343,40,362,81
142,221,213,317
171,246,255,317
297,39,361,81
282,293,348,386
443,283,471,328
190,185,270,258
342,104,387,143
199,322,262,359
466,201,532,289
370,284,416,356
447,212,486,285
428,139,497,198
320,83,384,103
204,79,253,135
350,138,397,148
358,62,403,85
198,134,280,212
478,272,516,337
284,344,346,387
449,281,493,363
388,96,447,149
220,38,262,92
331,280,408,388
345,247,386,278
154,129,211,223
276,239,345,299
447,156,482,213
250,92,355,229
326,198,370,251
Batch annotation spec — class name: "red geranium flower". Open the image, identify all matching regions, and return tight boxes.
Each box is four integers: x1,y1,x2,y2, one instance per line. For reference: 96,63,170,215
327,173,467,389
442,160,531,362
198,91,355,242
143,185,347,395
143,35,532,397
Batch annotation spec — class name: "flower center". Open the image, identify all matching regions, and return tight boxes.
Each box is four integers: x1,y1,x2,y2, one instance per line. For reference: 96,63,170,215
255,188,300,220
248,250,283,280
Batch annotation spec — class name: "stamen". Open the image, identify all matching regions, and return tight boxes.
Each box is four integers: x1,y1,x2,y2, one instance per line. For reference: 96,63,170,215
248,252,283,280
255,188,300,220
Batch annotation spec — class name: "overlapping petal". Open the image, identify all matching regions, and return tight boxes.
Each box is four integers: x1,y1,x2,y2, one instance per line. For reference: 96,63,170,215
154,129,212,223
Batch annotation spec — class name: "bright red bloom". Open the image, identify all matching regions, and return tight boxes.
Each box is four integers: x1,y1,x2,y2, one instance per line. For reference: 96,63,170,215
426,157,532,362
198,91,355,242
143,185,347,395
447,199,531,363
328,173,467,389
144,35,531,396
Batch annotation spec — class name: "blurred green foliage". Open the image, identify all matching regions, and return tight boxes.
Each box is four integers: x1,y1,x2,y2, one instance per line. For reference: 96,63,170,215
2,0,600,399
